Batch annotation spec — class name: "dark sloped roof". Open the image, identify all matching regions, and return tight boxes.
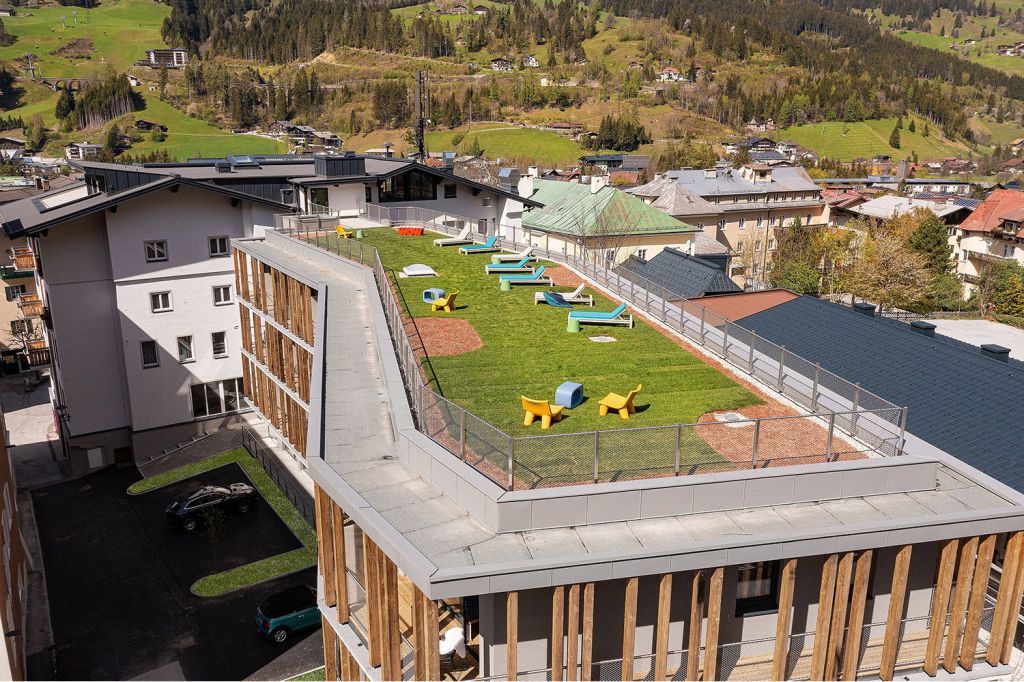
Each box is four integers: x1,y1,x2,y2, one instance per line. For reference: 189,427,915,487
736,295,1024,493
617,247,741,299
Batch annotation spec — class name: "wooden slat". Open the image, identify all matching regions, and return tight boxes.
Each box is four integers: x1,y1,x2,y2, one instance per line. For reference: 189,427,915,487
960,534,996,670
991,532,1024,665
810,554,839,681
332,503,348,623
362,534,382,668
880,545,913,681
413,585,426,680
581,583,594,681
925,539,959,676
687,571,704,681
622,577,639,681
566,584,580,681
314,484,325,576
1002,533,1024,664
944,536,979,673
655,574,673,681
826,553,855,680
842,550,874,681
322,614,338,681
377,551,399,680
425,593,440,681
771,558,797,681
703,567,724,682
340,640,357,681
552,585,565,681
507,592,519,681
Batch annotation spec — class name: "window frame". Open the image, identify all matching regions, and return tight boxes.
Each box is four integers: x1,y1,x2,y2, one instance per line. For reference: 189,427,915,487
211,331,227,358
444,183,457,199
212,284,232,306
140,340,159,369
150,291,172,313
4,284,26,301
208,236,230,258
144,240,168,263
177,335,195,363
734,560,781,617
190,377,244,419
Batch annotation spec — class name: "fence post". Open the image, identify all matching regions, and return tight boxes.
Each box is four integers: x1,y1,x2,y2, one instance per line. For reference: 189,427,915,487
825,412,836,461
751,419,761,469
747,333,755,374
593,431,600,484
777,345,786,393
699,308,706,345
851,383,860,437
897,406,908,456
722,321,730,358
811,363,820,412
674,425,682,476
507,437,514,491
460,409,466,462
661,293,667,322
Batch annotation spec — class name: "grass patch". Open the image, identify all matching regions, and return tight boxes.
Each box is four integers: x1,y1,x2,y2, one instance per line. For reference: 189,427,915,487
287,667,327,681
781,117,970,161
128,448,317,597
425,124,584,165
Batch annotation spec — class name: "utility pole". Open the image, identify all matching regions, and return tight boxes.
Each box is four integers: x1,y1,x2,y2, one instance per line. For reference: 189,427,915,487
414,70,430,159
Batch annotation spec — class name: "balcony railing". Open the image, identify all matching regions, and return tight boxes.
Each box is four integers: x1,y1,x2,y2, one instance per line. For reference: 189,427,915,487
9,246,34,272
0,265,33,281
17,294,43,318
276,208,906,491
964,249,1014,264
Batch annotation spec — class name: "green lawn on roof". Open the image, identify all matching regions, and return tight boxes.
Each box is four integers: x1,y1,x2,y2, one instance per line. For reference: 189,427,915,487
320,228,761,480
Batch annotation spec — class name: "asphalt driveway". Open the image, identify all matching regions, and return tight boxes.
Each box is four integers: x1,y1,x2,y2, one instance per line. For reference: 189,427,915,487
33,465,320,680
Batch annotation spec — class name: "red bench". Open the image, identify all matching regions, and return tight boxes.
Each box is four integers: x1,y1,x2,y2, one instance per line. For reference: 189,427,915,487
397,227,424,236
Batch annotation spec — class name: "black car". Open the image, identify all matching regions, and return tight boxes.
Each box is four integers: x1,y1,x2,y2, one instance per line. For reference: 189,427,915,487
165,483,257,531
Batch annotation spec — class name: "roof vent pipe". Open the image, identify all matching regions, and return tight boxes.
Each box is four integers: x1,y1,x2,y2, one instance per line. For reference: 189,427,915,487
981,344,1010,363
910,320,936,337
852,301,876,317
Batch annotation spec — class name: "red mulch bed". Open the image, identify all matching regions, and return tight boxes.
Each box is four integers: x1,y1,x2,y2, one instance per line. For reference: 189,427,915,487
414,317,482,357
546,264,585,288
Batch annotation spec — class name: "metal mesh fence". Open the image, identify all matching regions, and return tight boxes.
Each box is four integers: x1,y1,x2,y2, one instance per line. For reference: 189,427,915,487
276,215,908,491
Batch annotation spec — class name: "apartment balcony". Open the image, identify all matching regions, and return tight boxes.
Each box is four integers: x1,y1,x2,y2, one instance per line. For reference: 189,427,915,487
964,249,1012,265
26,340,50,367
0,265,34,281
9,246,35,272
17,294,43,318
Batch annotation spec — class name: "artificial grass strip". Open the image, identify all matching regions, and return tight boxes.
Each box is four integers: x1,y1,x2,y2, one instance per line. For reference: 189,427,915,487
128,448,317,597
287,667,327,681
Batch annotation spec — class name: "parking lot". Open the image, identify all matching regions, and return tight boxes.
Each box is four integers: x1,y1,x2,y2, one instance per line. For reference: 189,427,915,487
33,464,320,680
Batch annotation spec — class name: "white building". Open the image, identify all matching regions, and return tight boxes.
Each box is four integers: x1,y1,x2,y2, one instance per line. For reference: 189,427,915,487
0,153,533,472
952,188,1024,295
64,142,102,161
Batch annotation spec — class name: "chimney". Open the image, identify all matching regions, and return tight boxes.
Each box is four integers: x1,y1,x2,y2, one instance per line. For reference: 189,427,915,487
384,143,394,159
981,344,1010,363
590,174,608,193
687,240,695,256
442,151,455,172
703,168,718,179
527,166,539,178
498,168,520,194
910,320,936,337
518,174,534,199
852,301,876,317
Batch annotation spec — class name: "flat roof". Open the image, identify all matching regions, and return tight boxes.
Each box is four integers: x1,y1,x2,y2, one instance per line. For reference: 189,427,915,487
926,318,1024,359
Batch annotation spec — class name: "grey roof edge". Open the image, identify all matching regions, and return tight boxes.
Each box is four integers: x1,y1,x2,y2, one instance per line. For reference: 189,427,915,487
903,430,1024,506
425,505,1024,597
232,237,323,289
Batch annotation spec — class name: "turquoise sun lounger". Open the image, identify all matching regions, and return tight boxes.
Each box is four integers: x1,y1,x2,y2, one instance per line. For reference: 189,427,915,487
568,302,633,327
499,265,552,285
459,236,499,254
485,256,534,274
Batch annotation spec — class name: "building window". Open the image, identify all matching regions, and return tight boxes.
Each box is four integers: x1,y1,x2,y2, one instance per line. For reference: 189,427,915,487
805,213,812,224
717,219,726,232
280,188,294,205
144,240,168,263
697,222,704,230
735,561,780,615
482,196,493,208
190,377,244,418
444,184,457,199
309,187,328,208
213,285,232,306
177,335,194,363
377,169,437,203
211,331,227,358
208,236,229,257
150,291,172,313
140,340,159,368
739,218,746,231
636,249,647,260
4,284,26,301
10,319,31,336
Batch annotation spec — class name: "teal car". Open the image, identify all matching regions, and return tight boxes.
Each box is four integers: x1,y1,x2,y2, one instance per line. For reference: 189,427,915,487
256,585,320,643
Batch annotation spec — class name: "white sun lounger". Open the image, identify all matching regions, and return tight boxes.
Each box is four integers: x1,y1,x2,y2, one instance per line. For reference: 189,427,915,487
492,247,537,263
433,227,472,246
535,283,594,306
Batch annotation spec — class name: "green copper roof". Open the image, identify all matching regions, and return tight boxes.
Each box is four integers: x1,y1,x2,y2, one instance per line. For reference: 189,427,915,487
523,179,697,236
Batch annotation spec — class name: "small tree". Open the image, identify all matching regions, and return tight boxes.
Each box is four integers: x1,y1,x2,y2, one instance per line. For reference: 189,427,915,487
889,124,901,149
849,233,930,310
907,212,952,275
465,136,484,157
773,261,821,295
908,119,917,133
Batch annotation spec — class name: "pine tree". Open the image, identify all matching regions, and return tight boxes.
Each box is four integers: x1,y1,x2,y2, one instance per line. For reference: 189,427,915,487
994,271,1024,316
54,89,75,121
889,124,901,149
923,122,930,137
466,136,484,156
907,213,952,275
908,119,916,133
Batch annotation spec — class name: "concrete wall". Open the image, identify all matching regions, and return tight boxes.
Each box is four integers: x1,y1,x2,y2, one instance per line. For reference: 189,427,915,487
516,229,698,266
479,541,943,677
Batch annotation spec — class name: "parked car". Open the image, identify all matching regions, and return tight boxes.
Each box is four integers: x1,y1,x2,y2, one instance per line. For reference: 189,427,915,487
256,584,320,643
165,483,256,531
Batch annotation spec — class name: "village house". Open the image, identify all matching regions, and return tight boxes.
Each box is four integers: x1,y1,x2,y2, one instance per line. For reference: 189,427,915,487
953,188,1024,295
134,120,168,133
579,154,649,174
0,6,15,17
138,47,189,68
522,55,540,68
0,137,24,162
490,57,513,71
64,142,102,161
473,4,488,13
658,66,681,82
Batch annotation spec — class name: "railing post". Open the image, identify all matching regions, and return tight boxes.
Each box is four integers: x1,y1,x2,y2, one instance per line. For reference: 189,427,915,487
851,383,860,437
777,345,786,393
675,424,682,476
460,409,466,461
507,437,514,491
747,333,755,374
661,293,667,322
825,412,836,461
722,321,730,357
751,419,761,469
593,431,600,484
699,308,706,345
897,406,908,456
811,363,820,412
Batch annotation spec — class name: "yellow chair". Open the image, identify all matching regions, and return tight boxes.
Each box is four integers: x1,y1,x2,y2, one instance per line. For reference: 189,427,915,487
336,225,352,239
598,384,643,419
431,291,458,313
521,396,564,429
